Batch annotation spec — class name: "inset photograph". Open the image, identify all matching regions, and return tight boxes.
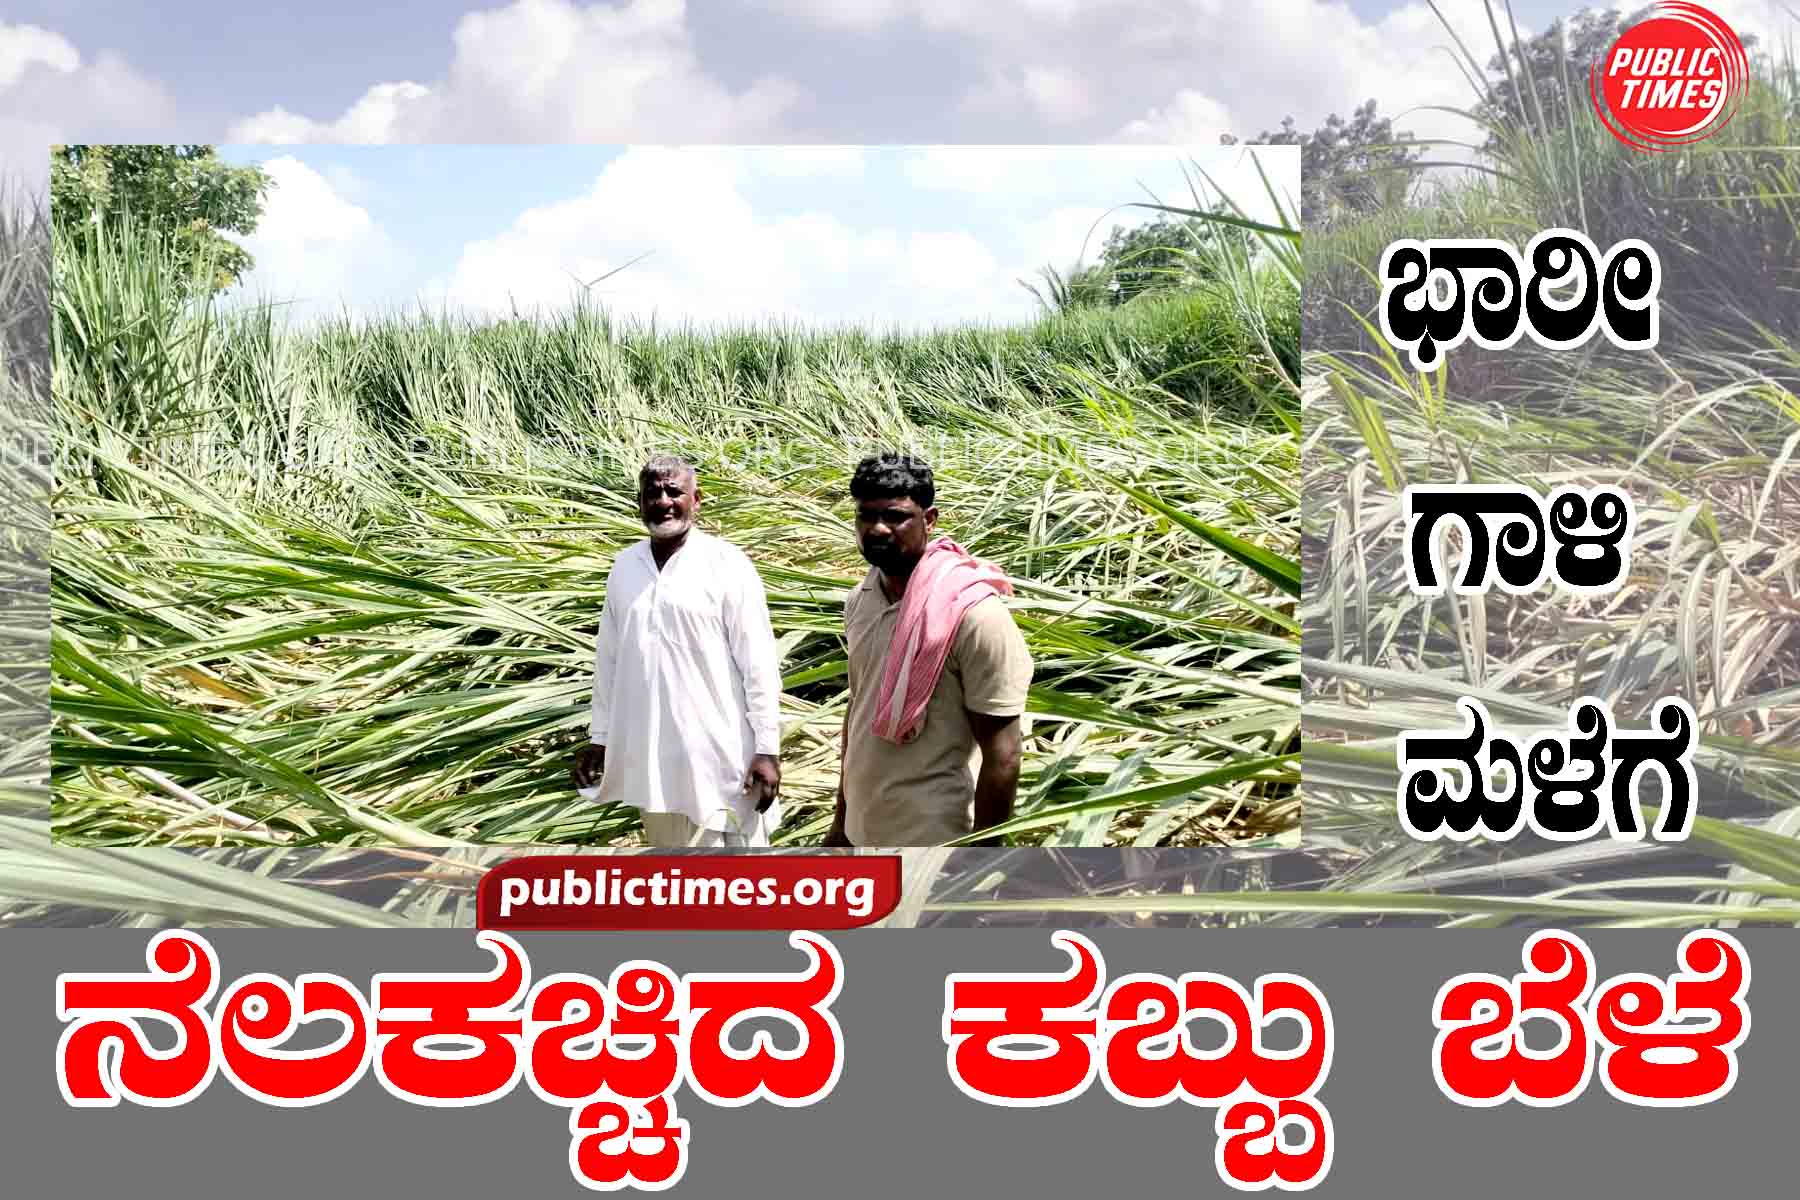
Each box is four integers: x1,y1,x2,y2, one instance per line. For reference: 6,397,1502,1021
51,144,1299,849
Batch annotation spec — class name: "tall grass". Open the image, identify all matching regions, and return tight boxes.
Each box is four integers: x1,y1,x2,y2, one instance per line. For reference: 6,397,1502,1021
9,30,1799,928
1311,12,1800,386
0,182,51,837
871,3,1800,931
1290,2,1800,928
47,202,1302,852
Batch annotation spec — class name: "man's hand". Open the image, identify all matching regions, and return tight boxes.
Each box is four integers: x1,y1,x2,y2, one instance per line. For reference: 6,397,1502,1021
823,712,852,847
820,780,852,847
571,743,606,792
742,753,781,813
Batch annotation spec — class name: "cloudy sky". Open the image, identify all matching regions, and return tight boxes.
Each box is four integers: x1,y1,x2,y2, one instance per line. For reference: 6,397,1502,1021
3,0,1793,324
213,145,1292,327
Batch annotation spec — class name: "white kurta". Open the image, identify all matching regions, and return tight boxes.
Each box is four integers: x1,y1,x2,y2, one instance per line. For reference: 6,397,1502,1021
585,530,784,834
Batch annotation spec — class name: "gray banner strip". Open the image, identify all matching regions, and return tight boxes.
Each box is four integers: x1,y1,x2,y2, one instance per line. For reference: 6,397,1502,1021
9,929,1792,1197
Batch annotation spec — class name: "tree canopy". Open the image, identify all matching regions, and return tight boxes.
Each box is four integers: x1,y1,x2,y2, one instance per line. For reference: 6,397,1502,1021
1251,99,1423,227
50,145,273,294
1026,210,1255,313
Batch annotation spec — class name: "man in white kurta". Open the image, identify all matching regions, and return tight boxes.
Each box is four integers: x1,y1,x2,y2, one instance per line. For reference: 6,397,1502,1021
572,457,784,847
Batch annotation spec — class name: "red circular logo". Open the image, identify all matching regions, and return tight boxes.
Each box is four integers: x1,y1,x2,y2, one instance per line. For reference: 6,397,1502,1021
1589,2,1749,152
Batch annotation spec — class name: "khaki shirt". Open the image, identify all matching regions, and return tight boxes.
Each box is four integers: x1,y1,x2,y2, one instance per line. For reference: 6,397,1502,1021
842,566,1034,845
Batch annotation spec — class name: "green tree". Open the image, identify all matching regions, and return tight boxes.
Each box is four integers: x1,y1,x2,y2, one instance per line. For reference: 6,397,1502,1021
1027,212,1251,313
1474,8,1627,147
1251,100,1422,226
50,145,273,294
1093,215,1239,302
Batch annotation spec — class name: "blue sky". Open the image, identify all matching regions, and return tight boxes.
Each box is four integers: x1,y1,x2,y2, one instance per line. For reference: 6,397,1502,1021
211,144,1294,327
8,3,1791,154
0,2,1599,138
4,1,1793,324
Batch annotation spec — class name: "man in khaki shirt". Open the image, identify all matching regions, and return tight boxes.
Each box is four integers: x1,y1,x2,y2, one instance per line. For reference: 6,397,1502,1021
826,453,1033,847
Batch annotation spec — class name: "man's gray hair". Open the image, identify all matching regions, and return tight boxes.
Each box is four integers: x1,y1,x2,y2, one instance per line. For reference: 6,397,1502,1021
638,453,696,487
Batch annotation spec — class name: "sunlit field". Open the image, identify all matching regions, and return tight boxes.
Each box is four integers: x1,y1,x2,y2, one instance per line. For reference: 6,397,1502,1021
42,179,1303,857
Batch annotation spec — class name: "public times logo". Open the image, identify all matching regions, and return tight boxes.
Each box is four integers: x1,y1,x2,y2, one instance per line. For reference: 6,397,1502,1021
1589,2,1750,151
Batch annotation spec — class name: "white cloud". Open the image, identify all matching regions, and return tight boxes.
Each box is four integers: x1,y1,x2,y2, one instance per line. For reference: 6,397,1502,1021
228,157,404,319
900,145,1296,230
902,146,1180,192
1021,66,1095,124
427,147,1048,329
716,145,868,177
1341,2,1507,147
0,119,59,192
1116,90,1234,144
1708,0,1800,42
224,0,1488,154
962,65,1098,126
229,83,432,146
320,163,374,204
207,0,1800,187
761,0,909,32
0,22,78,89
1018,204,1114,272
764,0,1138,38
762,0,1515,155
227,0,802,144
405,146,1299,330
0,23,176,190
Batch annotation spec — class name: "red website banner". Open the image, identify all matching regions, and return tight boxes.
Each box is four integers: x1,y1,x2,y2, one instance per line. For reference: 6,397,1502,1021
477,855,903,930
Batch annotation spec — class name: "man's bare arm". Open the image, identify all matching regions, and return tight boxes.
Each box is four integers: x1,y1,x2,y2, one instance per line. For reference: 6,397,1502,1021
724,559,783,811
967,709,1022,846
824,709,851,846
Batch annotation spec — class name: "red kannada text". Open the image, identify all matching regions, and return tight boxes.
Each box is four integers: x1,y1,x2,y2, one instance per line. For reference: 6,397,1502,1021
1433,928,1750,1108
943,930,1334,1192
55,928,845,1191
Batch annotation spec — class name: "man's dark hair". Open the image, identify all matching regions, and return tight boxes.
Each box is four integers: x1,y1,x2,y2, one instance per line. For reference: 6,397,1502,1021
638,453,696,489
851,452,934,508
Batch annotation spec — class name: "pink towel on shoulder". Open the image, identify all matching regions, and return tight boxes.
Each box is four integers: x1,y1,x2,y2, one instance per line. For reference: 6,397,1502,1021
870,537,1013,744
